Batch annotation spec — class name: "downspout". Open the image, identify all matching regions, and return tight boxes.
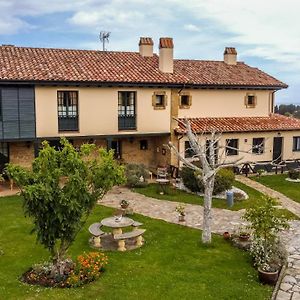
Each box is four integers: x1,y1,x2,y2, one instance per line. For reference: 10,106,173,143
270,90,276,114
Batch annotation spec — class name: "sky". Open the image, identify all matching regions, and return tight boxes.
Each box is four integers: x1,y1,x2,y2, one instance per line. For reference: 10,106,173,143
0,0,299,104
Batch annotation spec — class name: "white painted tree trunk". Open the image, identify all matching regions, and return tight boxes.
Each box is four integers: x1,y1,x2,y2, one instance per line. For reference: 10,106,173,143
202,176,214,243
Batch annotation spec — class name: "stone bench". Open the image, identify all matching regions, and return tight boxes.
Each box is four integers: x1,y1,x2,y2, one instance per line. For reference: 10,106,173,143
89,223,105,248
114,229,146,251
132,221,143,229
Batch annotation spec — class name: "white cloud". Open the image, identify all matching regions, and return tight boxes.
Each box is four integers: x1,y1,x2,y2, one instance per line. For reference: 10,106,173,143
183,24,200,32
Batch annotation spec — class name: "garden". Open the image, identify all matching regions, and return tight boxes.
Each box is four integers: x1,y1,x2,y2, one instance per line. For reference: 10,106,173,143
0,138,293,298
253,171,300,203
128,164,296,219
0,195,273,299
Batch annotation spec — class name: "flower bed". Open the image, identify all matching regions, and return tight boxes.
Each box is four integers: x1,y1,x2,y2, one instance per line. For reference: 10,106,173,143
22,252,108,288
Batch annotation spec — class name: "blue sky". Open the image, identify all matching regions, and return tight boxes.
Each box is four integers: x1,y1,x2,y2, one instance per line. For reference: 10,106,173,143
0,0,299,104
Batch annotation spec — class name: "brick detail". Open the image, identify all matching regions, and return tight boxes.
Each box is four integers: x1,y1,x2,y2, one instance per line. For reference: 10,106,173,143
9,142,35,168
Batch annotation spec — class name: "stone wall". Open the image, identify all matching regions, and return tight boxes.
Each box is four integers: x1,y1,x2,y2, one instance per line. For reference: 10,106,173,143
9,142,35,169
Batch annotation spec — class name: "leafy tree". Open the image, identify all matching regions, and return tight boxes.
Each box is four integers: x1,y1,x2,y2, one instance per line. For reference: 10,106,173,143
6,138,125,271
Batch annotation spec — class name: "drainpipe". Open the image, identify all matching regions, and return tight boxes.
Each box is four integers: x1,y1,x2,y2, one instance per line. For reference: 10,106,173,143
271,90,277,114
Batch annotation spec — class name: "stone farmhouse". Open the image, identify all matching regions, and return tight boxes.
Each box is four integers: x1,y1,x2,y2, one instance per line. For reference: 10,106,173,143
1,37,300,172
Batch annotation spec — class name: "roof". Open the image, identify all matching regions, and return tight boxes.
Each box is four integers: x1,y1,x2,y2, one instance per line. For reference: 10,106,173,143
0,45,287,88
175,114,300,134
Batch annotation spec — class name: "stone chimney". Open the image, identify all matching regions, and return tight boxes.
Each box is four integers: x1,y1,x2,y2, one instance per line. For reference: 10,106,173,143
159,37,174,73
139,37,153,57
224,47,237,65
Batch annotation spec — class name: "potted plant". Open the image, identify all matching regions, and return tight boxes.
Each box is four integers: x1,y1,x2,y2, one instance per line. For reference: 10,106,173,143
120,199,129,209
239,232,250,241
175,205,186,222
288,169,300,180
238,226,250,241
223,231,231,240
257,169,265,177
243,196,289,285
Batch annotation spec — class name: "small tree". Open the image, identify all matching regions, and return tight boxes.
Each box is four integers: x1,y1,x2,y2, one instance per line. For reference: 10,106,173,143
169,119,243,244
243,197,289,271
6,138,125,272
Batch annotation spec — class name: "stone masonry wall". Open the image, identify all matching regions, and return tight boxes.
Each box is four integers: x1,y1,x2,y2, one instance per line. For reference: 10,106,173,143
9,142,35,169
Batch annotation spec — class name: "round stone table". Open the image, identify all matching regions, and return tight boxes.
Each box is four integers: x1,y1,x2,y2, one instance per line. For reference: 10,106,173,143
101,216,134,235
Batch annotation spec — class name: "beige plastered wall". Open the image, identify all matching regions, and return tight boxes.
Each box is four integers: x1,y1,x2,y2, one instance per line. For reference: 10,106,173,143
178,89,274,118
35,86,171,138
178,130,300,166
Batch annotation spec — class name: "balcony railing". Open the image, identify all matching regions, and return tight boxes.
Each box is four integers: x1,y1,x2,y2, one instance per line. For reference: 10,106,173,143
58,117,78,131
118,115,136,130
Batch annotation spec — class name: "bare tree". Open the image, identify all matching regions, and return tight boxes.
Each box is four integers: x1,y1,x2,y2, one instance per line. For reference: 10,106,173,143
169,119,247,244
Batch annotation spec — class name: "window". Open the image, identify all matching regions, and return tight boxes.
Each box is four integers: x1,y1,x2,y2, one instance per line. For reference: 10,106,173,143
179,93,192,108
152,92,167,109
226,139,239,156
140,140,148,150
185,141,195,158
245,93,257,108
57,91,79,131
118,91,136,130
252,138,265,154
293,136,300,151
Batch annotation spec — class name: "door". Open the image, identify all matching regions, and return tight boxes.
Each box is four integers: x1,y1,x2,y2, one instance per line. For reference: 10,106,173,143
0,142,9,173
107,139,122,159
273,137,283,163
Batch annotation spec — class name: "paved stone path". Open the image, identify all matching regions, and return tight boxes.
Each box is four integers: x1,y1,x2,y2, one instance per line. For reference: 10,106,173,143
236,175,300,218
277,222,300,300
101,186,247,234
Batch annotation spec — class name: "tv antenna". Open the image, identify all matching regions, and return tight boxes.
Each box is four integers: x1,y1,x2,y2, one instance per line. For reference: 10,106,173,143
99,31,111,51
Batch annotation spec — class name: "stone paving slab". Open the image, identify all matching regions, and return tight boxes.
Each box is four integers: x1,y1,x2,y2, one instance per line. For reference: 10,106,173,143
100,186,247,234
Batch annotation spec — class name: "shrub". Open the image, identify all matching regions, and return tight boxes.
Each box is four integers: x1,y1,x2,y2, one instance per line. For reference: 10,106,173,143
180,167,203,193
125,163,149,187
181,167,234,195
214,168,235,195
288,169,300,180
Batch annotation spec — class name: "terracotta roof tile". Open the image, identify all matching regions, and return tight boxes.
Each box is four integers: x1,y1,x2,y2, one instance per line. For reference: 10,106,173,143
139,37,153,45
224,47,237,55
159,38,174,49
0,45,287,88
175,114,300,134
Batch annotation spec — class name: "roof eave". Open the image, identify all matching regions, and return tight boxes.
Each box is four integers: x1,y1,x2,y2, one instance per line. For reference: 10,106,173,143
0,80,288,90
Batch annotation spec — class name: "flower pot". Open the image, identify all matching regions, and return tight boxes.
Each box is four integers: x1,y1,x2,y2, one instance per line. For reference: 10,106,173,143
120,203,129,209
223,232,231,240
178,215,185,222
258,268,279,285
239,234,250,241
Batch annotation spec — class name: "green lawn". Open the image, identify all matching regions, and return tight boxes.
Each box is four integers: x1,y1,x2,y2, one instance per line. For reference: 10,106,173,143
253,174,300,203
0,195,272,300
133,182,297,219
